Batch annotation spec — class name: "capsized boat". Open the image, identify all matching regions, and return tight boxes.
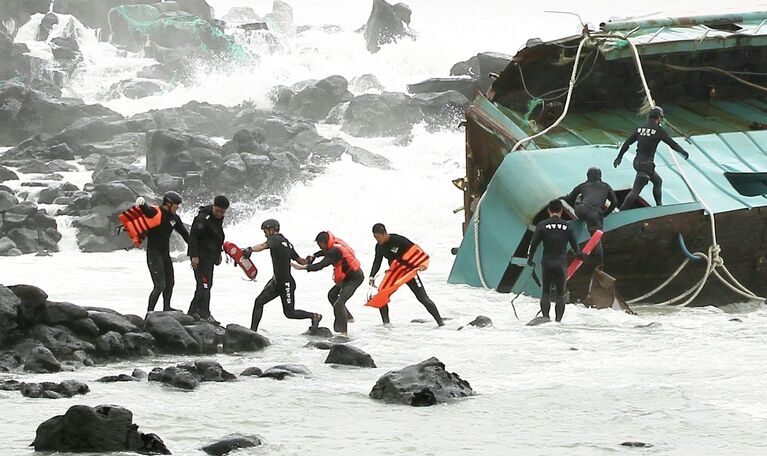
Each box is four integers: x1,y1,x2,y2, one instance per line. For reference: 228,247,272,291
448,12,767,306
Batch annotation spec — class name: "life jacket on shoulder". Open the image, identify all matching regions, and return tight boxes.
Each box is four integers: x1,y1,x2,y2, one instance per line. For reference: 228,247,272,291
326,231,361,283
118,205,163,248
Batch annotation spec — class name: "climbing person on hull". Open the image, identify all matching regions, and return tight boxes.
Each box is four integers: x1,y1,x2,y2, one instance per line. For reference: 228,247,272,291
370,223,445,326
614,106,690,210
565,167,617,266
187,195,229,325
293,231,363,336
243,219,322,332
133,192,189,313
527,199,587,323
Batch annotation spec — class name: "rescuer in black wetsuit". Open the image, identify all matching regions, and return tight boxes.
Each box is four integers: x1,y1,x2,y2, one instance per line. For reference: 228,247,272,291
370,223,445,326
565,167,617,266
135,191,189,312
188,195,229,324
243,219,321,332
614,106,690,210
527,199,586,322
293,231,364,335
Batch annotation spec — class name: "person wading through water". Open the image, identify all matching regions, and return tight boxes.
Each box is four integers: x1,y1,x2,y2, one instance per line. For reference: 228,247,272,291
293,231,364,336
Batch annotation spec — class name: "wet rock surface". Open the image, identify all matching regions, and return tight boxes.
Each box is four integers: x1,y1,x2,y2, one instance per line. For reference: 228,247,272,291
370,357,473,406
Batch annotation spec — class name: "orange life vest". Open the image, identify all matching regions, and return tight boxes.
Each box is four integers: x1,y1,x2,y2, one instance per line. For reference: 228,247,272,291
378,243,429,290
326,232,361,283
118,205,163,248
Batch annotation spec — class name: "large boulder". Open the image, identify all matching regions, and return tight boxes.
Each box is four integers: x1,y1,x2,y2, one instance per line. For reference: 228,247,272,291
342,92,424,137
20,379,89,399
106,79,166,100
0,0,51,37
23,344,62,373
0,81,119,146
184,321,220,354
202,433,262,455
88,311,140,334
0,350,23,371
276,75,352,121
145,128,223,175
158,366,199,390
44,301,89,325
222,7,261,24
145,312,201,353
325,344,376,368
369,357,473,406
450,52,513,94
364,0,413,53
8,284,48,327
264,0,293,34
223,324,270,353
28,324,96,358
31,404,170,454
260,364,310,380
0,285,21,347
108,4,162,51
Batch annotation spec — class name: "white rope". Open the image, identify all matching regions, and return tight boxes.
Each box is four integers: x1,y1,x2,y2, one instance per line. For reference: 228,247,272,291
472,37,591,288
620,37,763,305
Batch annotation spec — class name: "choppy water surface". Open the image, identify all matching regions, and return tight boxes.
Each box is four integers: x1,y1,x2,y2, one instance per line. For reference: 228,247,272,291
3,0,767,454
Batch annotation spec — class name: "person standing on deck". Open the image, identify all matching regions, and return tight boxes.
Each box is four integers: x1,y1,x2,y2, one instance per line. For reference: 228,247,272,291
527,199,586,322
613,106,689,209
565,167,617,266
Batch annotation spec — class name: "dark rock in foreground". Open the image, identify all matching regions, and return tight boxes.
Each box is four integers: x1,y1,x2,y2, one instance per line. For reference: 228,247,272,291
239,366,263,377
260,364,310,380
370,357,473,406
458,315,493,330
20,379,89,399
325,344,376,368
202,433,262,455
224,324,270,353
32,404,170,454
148,360,236,390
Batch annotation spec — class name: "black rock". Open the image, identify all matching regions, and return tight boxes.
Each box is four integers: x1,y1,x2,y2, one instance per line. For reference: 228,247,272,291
729,318,743,322
31,404,170,454
202,433,262,455
145,313,200,354
621,442,652,448
0,190,20,211
408,76,478,101
0,285,21,347
303,326,333,339
63,317,101,337
95,331,126,356
325,344,376,368
89,310,140,334
159,366,200,390
459,315,493,330
96,374,139,383
278,75,353,121
0,379,22,390
240,367,263,377
364,0,413,53
21,379,89,398
44,300,89,325
195,360,236,382
23,344,62,373
526,316,551,326
0,350,22,372
184,321,220,354
370,357,473,406
223,324,270,353
29,324,96,357
0,166,19,181
8,284,48,327
260,364,310,380
304,341,334,350
132,368,147,379
341,92,424,137
123,332,156,357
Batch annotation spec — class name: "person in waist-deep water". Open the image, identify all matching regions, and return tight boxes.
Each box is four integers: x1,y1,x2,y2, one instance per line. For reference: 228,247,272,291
527,199,586,322
243,219,322,332
369,223,444,326
564,167,617,266
134,191,189,313
614,106,689,210
187,195,229,325
292,231,364,336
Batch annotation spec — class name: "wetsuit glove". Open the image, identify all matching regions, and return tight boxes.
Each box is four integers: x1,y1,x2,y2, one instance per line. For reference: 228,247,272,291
134,196,146,206
242,247,253,259
680,151,689,160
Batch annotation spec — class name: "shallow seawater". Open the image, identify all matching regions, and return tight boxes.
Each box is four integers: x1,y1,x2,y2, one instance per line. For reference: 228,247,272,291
3,0,767,454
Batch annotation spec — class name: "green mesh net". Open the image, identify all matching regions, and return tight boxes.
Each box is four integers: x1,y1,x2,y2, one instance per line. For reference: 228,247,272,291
112,5,247,61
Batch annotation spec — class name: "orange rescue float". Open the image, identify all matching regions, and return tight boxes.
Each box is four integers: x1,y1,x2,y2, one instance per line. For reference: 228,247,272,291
118,205,162,248
366,244,430,308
